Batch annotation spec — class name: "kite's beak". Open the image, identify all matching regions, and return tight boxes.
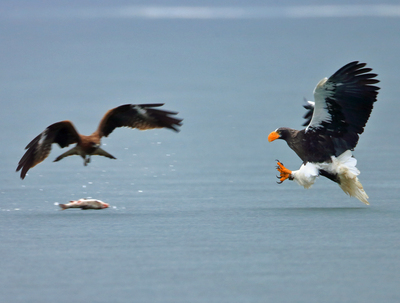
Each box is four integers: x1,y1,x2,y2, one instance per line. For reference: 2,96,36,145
268,131,280,142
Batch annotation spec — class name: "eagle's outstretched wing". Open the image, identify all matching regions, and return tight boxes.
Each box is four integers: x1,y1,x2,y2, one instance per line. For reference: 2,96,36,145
16,121,80,179
97,103,183,138
305,61,380,156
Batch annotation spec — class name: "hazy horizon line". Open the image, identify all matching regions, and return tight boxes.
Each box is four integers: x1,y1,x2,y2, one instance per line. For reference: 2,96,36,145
4,5,400,20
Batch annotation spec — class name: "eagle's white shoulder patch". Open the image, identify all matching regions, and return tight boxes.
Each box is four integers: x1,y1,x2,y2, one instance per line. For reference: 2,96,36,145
306,77,335,131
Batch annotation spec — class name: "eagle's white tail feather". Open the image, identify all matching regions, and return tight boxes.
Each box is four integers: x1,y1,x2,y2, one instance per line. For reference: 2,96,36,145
338,173,369,205
333,151,369,205
336,150,360,176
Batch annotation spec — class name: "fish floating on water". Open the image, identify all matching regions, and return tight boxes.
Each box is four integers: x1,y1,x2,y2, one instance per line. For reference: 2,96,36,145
59,198,109,210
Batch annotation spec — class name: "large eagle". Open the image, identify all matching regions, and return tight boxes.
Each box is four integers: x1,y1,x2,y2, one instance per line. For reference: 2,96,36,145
268,61,380,204
17,103,183,179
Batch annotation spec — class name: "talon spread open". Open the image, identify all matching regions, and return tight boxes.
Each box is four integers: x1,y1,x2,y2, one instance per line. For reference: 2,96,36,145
275,160,292,183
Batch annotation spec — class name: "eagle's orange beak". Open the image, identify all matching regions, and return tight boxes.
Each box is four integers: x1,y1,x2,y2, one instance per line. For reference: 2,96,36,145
268,131,280,142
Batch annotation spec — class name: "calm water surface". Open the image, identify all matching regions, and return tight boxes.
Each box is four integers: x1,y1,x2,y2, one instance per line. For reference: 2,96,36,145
1,2,400,303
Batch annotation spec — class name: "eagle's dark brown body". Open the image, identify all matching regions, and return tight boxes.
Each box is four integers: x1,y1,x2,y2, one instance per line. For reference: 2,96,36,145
274,127,336,164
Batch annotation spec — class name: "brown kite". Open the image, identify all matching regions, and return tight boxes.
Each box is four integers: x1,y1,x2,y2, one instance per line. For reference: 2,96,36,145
17,103,182,179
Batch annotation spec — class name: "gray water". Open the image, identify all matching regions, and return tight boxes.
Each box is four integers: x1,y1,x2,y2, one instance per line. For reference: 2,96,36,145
1,1,400,302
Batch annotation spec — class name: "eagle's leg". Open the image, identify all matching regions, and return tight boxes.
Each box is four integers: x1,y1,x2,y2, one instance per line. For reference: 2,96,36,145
275,160,293,184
